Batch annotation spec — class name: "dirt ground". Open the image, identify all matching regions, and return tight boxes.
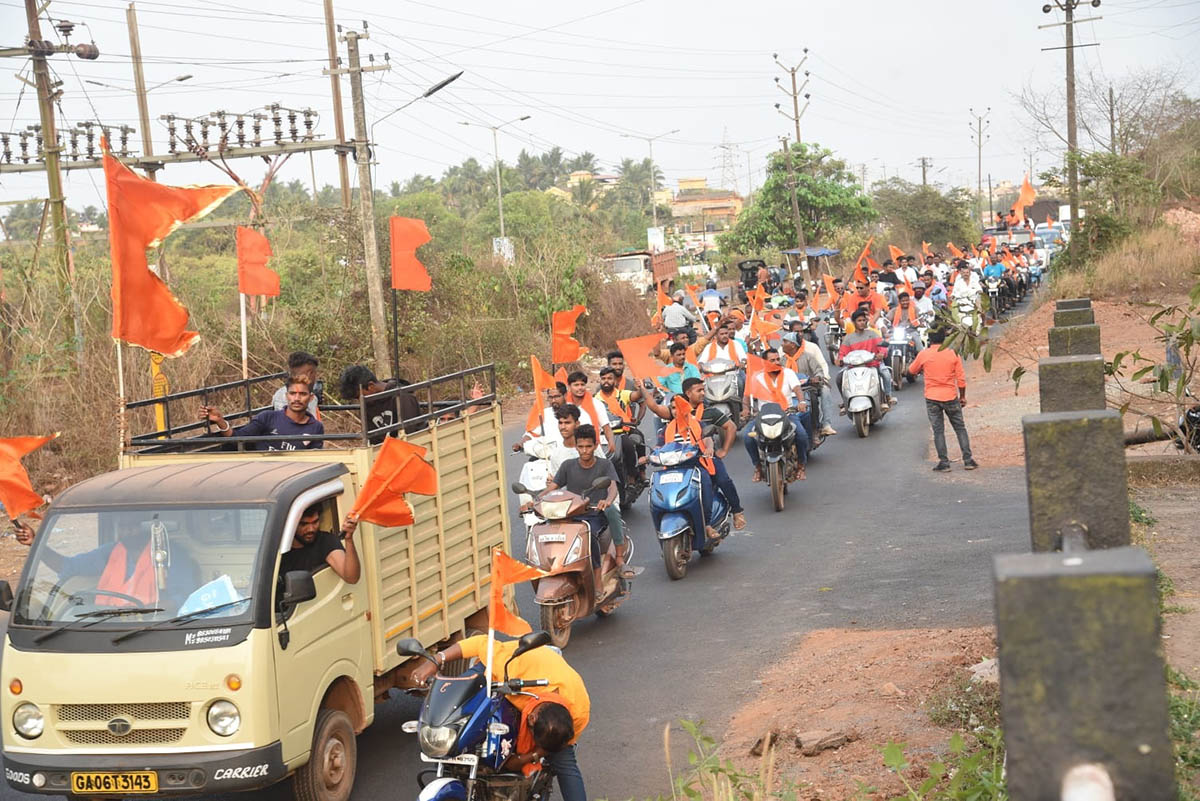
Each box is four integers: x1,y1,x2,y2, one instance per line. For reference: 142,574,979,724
721,628,995,800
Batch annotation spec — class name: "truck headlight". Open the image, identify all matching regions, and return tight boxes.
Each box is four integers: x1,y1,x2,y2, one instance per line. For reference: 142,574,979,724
13,702,43,739
419,723,459,757
207,700,240,736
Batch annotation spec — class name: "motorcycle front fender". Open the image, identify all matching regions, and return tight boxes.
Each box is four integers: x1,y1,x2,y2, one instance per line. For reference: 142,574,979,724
418,777,468,801
535,573,581,604
657,511,693,541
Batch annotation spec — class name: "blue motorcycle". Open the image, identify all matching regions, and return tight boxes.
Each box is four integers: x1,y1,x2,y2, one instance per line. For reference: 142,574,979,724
648,441,731,580
397,632,556,801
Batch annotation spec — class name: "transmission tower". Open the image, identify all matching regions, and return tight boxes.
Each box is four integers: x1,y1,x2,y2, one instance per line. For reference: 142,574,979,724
717,128,740,193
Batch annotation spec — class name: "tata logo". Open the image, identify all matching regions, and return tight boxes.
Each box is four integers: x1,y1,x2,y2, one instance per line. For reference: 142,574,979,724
107,717,133,737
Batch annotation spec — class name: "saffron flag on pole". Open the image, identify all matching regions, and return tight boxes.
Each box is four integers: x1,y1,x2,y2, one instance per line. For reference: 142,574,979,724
389,217,433,291
0,434,57,520
524,355,559,434
616,333,676,389
947,242,965,259
745,353,789,407
104,139,237,356
921,241,932,257
235,226,279,297
550,305,589,363
350,438,438,528
1012,174,1036,221
888,245,906,262
489,547,547,637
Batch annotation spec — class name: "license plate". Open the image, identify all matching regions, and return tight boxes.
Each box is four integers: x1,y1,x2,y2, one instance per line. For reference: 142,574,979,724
659,473,684,484
70,772,158,794
538,533,566,543
420,752,478,766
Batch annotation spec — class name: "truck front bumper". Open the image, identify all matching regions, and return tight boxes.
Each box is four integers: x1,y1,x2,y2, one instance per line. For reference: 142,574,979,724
3,741,285,796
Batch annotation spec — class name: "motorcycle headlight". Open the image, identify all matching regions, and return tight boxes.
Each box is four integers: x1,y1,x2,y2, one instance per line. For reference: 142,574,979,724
13,703,43,739
761,422,784,439
419,723,460,757
206,700,240,737
565,535,584,564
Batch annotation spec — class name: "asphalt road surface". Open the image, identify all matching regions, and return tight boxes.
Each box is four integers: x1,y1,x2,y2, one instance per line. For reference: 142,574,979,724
0,362,1030,801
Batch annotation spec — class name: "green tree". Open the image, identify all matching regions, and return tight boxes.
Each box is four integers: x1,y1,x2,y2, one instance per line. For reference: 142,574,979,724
718,141,874,253
565,152,598,173
871,178,976,249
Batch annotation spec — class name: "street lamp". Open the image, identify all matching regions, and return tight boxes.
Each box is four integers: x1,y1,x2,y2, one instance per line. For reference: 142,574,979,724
85,74,191,93
460,114,531,240
370,70,463,186
619,128,678,230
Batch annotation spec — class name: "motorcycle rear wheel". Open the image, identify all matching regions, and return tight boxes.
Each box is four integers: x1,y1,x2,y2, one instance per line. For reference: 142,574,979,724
767,461,785,512
662,534,690,580
540,600,575,648
853,409,870,438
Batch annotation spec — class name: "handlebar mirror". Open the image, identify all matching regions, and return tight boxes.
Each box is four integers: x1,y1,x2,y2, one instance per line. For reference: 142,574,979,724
590,477,612,490
511,482,529,495
395,637,438,667
504,630,553,681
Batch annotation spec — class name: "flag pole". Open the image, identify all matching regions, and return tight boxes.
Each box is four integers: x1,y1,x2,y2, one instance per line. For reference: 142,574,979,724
115,339,127,462
239,292,249,381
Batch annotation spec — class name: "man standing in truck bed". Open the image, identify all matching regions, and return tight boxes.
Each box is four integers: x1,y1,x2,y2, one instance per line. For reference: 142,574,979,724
199,377,324,451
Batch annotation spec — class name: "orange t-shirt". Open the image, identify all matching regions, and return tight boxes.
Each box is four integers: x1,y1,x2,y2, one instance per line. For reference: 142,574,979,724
908,346,966,402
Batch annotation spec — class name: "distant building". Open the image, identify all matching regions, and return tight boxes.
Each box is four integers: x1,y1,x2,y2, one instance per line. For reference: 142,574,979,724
668,177,743,255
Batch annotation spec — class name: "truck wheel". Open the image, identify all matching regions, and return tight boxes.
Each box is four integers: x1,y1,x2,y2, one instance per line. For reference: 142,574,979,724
293,708,357,801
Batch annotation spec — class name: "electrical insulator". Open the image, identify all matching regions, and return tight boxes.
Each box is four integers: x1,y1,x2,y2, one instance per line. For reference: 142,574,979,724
251,113,264,147
287,109,297,141
0,133,10,164
270,104,282,143
19,131,31,163
162,114,177,153
68,127,79,160
214,110,228,144
199,119,211,148
74,43,99,60
302,110,315,139
234,114,246,147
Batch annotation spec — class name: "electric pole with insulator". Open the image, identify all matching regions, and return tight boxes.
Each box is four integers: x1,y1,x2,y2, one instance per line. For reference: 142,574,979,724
969,107,991,225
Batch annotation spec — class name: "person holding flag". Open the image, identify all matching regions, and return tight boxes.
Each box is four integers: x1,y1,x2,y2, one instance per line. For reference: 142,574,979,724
741,349,810,482
410,552,591,801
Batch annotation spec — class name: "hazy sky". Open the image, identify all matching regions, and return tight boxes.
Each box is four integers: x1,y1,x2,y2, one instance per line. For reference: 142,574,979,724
2,0,1197,213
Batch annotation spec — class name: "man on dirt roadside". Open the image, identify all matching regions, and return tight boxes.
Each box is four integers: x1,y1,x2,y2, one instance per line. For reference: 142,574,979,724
909,328,978,472
411,633,591,801
641,377,747,531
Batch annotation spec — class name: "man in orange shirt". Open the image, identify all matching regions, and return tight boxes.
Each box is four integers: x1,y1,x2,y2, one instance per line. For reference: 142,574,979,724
839,281,887,326
907,328,978,472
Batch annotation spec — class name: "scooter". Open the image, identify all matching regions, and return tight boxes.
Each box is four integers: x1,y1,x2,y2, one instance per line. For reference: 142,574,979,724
511,477,632,647
888,325,917,390
841,349,888,438
822,312,845,365
648,440,731,580
752,402,801,512
603,411,650,509
397,631,556,801
516,437,556,534
701,358,742,430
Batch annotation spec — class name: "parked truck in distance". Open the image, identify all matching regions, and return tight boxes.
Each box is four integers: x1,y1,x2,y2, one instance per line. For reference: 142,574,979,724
602,249,678,295
0,366,511,801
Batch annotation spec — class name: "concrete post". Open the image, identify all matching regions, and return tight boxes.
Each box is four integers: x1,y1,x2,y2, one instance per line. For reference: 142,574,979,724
1038,354,1106,413
1056,298,1092,311
1048,324,1101,357
1055,308,1096,327
1022,410,1129,551
993,547,1174,800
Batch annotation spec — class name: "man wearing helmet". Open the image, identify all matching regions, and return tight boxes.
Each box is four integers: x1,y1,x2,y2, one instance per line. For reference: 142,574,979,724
698,279,725,318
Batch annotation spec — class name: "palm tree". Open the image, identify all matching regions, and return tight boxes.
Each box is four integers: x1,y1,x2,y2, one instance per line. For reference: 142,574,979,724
570,178,597,208
516,149,542,190
565,151,598,174
539,147,565,186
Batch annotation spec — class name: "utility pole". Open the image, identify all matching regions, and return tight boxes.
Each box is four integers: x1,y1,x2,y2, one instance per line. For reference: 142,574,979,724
1041,1,1102,230
780,136,812,289
988,173,994,222
125,3,156,181
619,128,678,233
773,50,809,145
860,163,867,191
969,107,991,225
323,0,351,208
339,27,391,373
461,115,531,242
917,156,932,187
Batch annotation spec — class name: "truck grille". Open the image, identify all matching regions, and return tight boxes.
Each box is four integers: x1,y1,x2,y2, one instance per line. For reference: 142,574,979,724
62,728,186,746
57,702,190,722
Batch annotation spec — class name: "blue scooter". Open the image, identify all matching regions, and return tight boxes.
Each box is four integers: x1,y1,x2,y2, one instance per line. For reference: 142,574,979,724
397,632,556,801
648,440,731,580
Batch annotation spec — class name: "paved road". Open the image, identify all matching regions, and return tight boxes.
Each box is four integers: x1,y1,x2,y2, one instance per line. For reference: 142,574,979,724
0,357,1030,801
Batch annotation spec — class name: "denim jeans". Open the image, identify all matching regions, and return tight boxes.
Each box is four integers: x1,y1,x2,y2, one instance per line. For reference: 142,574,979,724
818,385,836,428
926,398,974,463
711,456,742,514
546,744,586,801
743,412,810,467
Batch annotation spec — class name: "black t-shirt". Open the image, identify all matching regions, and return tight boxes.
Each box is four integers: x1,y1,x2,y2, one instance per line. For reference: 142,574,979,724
700,405,731,430
876,271,900,286
365,379,424,442
280,530,344,575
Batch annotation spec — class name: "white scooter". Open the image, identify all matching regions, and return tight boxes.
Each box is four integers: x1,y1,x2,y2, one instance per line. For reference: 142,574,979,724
701,358,743,429
841,349,888,438
517,436,556,533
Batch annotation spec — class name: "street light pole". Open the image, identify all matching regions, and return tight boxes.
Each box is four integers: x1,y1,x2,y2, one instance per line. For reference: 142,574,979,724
369,70,461,188
460,115,531,241
620,128,679,230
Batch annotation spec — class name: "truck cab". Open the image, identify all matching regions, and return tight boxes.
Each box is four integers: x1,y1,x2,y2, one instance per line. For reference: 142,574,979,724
1,365,510,801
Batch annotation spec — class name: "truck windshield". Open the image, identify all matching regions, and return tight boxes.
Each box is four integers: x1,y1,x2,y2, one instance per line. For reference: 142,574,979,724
609,257,646,275
13,506,268,628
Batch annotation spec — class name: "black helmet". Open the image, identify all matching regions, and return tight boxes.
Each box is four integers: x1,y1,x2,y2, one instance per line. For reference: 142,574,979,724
706,279,717,290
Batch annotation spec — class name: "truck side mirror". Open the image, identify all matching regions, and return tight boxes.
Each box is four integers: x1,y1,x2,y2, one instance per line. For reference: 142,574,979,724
279,571,317,609
0,581,12,613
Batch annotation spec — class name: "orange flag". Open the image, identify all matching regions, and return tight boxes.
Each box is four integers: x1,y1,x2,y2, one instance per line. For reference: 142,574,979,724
350,438,438,528
553,367,568,385
489,547,547,636
865,255,882,273
921,241,931,257
947,242,965,259
888,245,906,263
747,284,766,312
901,275,915,298
0,434,57,520
1013,174,1036,220
684,283,702,311
617,333,676,388
103,139,236,356
550,305,589,363
852,261,867,285
389,217,433,291
745,354,788,407
750,313,781,343
524,355,560,433
819,274,839,311
235,226,279,297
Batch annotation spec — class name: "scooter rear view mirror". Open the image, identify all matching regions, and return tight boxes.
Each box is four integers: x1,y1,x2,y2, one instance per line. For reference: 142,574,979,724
511,482,529,495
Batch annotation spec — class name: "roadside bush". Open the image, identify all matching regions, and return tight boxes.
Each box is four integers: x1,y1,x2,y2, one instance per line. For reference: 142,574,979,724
1050,224,1200,300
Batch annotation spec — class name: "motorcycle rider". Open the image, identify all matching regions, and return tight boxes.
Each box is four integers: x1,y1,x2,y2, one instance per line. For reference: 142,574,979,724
981,252,1010,315
697,321,748,366
839,280,888,330
889,292,923,354
565,371,615,458
597,366,645,484
698,279,725,318
642,377,747,531
514,382,572,451
912,282,936,318
742,348,810,482
921,270,948,308
950,259,982,305
780,329,837,437
836,309,897,410
661,290,699,342
411,634,591,801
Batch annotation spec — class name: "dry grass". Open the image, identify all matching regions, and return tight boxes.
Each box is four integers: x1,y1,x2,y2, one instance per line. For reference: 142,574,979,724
1051,225,1200,301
